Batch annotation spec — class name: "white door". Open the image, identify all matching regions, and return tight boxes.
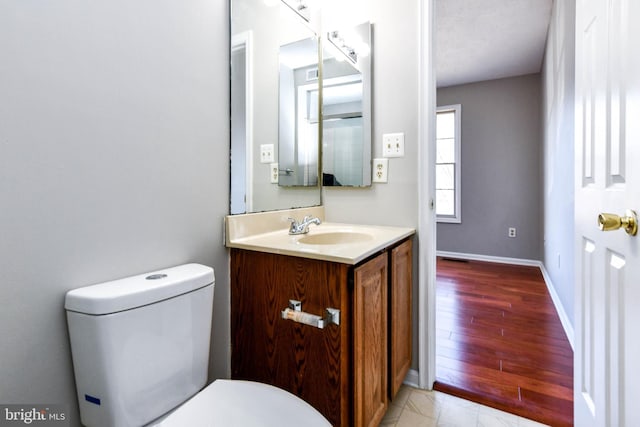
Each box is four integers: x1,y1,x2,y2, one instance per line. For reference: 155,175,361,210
574,0,640,426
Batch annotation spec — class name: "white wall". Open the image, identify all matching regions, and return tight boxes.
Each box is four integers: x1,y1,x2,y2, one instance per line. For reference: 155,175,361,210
323,1,419,227
0,1,230,425
541,0,576,326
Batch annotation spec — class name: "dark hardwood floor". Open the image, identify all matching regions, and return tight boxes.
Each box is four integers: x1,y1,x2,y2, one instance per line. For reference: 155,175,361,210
434,257,574,427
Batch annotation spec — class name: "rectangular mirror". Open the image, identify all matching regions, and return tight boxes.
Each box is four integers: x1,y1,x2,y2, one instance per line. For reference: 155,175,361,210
230,0,321,214
321,22,372,187
230,2,373,214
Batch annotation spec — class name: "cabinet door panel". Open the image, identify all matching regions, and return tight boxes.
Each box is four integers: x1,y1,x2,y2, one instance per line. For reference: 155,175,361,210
390,239,412,398
353,253,388,427
230,249,350,426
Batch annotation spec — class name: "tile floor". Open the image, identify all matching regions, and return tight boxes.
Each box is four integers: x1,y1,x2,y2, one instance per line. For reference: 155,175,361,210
381,386,550,427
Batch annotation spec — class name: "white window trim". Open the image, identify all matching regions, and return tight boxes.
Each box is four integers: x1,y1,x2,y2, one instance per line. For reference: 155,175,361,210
436,104,461,223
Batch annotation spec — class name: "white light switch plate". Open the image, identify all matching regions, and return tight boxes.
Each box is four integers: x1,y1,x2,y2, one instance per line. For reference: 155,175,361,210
382,133,405,157
270,163,279,184
372,158,388,183
260,144,274,163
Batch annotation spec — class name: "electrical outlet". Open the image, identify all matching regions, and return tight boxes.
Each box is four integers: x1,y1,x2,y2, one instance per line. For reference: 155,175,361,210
382,133,405,157
270,163,279,184
260,144,274,163
372,158,388,183
508,227,517,238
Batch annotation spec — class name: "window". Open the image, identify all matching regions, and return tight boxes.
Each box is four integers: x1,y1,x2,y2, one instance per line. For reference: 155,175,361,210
436,104,461,223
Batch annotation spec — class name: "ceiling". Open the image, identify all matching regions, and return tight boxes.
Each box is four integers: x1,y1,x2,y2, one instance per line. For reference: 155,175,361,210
436,0,553,88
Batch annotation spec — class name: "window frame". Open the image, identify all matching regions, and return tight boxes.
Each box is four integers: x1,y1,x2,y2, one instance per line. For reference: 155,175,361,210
435,104,461,223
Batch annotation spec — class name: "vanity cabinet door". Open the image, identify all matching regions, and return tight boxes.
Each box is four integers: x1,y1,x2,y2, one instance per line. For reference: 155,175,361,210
353,253,388,427
230,249,351,427
389,239,412,399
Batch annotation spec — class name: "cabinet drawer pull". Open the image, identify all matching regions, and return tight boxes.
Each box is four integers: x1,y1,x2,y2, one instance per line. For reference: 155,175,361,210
281,300,340,329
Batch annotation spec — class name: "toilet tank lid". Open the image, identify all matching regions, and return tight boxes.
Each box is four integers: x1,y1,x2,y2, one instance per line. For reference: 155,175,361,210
65,263,214,315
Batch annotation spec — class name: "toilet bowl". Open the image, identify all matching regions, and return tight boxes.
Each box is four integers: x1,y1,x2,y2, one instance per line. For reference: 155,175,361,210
65,263,330,427
149,380,329,426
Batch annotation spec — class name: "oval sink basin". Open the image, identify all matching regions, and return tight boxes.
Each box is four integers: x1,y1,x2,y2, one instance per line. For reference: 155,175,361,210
298,232,374,245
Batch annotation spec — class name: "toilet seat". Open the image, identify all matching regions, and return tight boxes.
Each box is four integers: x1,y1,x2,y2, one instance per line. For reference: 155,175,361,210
152,380,331,426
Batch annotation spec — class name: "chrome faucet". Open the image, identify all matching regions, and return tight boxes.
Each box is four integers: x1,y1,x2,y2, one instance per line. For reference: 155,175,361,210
288,215,321,235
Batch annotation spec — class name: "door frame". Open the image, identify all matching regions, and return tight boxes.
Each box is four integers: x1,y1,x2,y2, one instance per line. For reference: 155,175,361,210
417,0,437,389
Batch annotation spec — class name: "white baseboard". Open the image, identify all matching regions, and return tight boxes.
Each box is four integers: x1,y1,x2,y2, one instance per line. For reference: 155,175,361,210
436,250,575,351
403,369,420,389
539,264,575,350
436,250,540,267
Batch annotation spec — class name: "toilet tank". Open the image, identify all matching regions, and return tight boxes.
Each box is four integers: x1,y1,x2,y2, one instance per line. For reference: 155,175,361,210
65,264,215,427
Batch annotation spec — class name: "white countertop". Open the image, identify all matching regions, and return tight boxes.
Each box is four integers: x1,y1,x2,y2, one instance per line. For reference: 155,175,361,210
226,222,415,265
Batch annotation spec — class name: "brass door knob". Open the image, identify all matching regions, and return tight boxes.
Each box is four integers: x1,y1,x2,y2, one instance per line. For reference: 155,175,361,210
598,210,638,236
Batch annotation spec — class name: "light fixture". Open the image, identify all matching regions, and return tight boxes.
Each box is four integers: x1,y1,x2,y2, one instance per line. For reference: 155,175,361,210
327,30,360,64
281,0,311,22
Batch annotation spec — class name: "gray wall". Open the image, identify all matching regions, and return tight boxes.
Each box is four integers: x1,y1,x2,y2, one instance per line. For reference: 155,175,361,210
436,74,542,260
0,1,230,425
541,0,576,325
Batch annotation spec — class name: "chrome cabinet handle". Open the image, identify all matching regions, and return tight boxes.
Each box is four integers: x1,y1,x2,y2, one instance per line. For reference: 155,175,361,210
281,300,340,329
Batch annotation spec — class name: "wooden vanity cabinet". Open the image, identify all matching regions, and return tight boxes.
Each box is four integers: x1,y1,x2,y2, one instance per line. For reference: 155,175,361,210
230,238,412,427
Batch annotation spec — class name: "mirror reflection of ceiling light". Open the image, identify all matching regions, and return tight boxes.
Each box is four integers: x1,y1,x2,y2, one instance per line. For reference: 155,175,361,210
327,30,365,64
281,0,311,22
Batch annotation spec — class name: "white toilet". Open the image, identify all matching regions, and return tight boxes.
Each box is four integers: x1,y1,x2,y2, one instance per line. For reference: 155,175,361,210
65,263,330,427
